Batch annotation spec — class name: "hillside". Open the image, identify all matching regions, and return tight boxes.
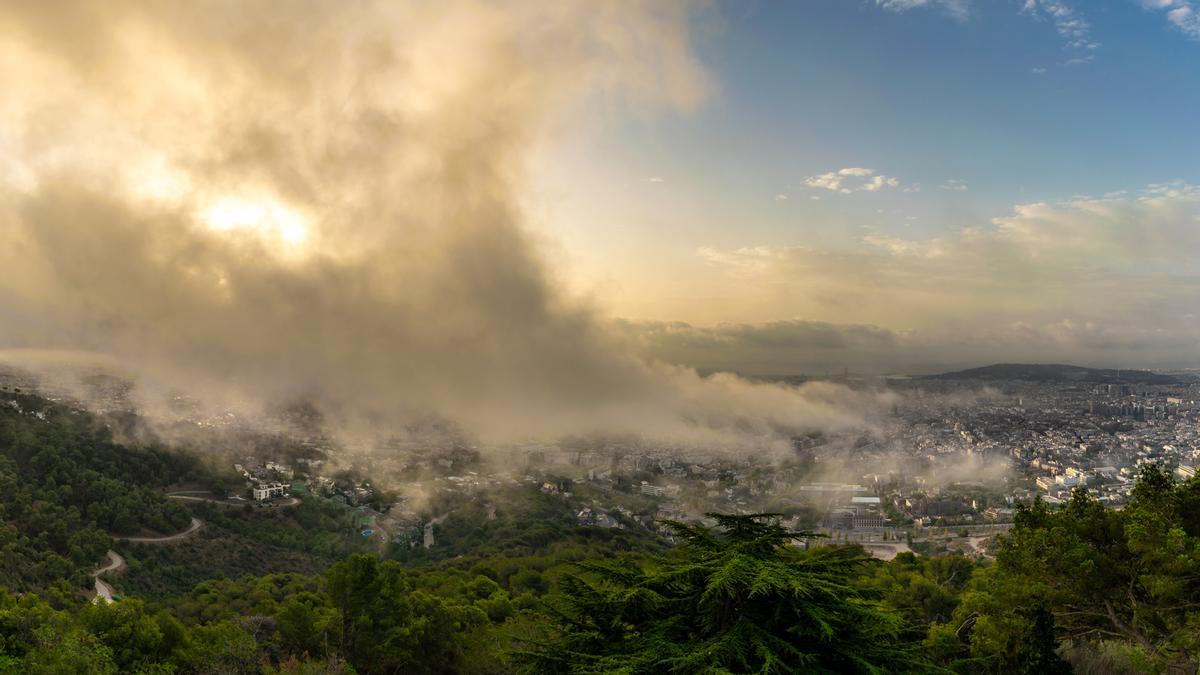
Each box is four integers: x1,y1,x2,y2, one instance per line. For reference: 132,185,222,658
0,390,373,601
1,389,1198,672
924,362,1186,385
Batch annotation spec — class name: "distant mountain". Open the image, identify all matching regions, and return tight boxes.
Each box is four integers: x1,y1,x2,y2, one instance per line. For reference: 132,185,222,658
924,363,1187,385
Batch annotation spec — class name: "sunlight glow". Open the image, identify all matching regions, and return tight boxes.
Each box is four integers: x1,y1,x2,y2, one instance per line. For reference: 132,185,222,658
201,196,308,247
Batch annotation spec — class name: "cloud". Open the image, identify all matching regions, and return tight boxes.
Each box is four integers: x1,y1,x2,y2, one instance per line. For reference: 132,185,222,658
691,184,1200,370
0,0,888,451
804,168,903,194
1022,1,1100,61
884,0,1107,64
615,319,902,374
1141,0,1200,39
618,315,1200,376
940,179,969,191
875,0,970,21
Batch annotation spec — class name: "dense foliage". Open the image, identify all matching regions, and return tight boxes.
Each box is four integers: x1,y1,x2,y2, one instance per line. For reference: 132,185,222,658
122,498,373,601
927,464,1200,673
527,513,928,673
0,393,202,591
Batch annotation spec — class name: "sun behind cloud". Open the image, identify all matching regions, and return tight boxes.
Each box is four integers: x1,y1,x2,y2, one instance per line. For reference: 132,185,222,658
201,195,309,248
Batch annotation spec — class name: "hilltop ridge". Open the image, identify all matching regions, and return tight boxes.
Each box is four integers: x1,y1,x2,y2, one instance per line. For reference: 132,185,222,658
924,363,1186,385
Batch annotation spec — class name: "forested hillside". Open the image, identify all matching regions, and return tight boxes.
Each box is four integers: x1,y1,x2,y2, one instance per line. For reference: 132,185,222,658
0,392,203,592
1,391,1198,673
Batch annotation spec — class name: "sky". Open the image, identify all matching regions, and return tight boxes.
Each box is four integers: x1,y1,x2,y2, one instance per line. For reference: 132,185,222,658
529,0,1200,373
0,1,1195,449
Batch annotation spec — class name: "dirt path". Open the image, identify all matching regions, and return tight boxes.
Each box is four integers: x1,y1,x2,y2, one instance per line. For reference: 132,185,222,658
119,517,203,543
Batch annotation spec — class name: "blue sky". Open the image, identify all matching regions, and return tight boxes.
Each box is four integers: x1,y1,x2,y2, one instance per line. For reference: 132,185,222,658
590,0,1200,236
706,0,1197,199
525,0,1200,371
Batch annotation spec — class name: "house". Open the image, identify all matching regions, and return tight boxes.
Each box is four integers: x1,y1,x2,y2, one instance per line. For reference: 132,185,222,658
252,483,287,501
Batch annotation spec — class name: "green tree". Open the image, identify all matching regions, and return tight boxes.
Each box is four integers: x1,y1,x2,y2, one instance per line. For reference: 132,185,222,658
21,623,117,674
527,513,931,673
277,592,340,658
77,599,168,671
942,466,1200,672
326,554,488,673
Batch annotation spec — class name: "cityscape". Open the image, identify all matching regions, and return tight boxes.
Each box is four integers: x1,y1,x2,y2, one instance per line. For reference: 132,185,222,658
8,361,1197,564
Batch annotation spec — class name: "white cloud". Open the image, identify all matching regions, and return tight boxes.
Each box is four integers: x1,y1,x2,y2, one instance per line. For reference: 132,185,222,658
804,167,903,194
1022,1,1101,62
881,0,1148,64
1141,0,1200,39
690,184,1200,370
875,0,969,21
940,179,969,191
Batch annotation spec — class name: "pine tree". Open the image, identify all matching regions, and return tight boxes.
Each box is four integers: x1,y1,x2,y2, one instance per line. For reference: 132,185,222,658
525,513,932,673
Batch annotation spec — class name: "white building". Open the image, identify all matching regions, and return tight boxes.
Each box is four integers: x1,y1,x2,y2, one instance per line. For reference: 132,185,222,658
640,483,667,497
1056,473,1086,488
252,483,287,501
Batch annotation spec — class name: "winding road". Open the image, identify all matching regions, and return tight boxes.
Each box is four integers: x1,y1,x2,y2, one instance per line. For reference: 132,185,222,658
91,491,300,603
92,517,202,603
118,517,204,543
91,550,125,604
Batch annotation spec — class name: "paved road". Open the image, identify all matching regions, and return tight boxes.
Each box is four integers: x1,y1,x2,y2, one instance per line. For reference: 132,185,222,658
94,492,300,603
94,578,115,604
94,492,299,603
168,494,241,507
168,492,299,508
92,550,125,604
94,549,125,574
119,517,203,543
